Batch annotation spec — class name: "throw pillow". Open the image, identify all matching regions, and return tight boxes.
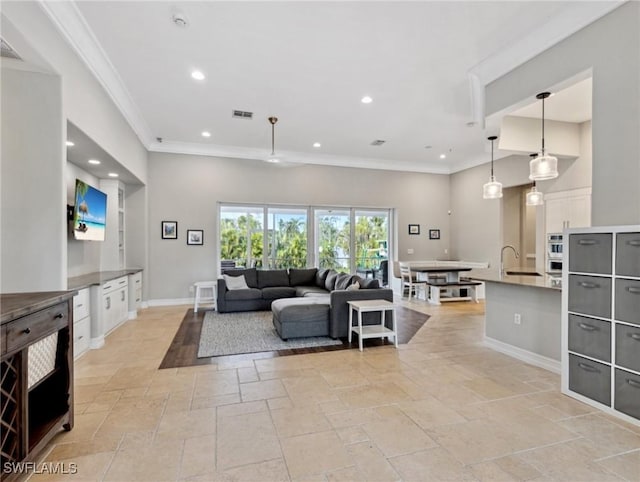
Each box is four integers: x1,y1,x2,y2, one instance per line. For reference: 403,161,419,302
335,273,354,290
360,278,380,289
346,281,360,291
324,270,339,291
289,268,318,286
223,274,249,290
315,268,330,288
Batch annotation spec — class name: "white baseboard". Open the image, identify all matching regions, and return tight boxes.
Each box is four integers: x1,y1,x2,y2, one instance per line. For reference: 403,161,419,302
90,336,105,350
128,310,137,320
147,298,193,307
483,336,561,374
141,301,149,309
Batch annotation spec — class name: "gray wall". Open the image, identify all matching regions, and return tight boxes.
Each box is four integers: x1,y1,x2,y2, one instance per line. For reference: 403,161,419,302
486,2,640,226
147,152,450,300
1,68,65,292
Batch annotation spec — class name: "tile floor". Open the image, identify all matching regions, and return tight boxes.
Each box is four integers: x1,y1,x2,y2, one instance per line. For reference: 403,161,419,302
27,299,640,481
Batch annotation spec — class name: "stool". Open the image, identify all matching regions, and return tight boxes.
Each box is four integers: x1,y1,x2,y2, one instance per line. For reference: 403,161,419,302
194,281,217,313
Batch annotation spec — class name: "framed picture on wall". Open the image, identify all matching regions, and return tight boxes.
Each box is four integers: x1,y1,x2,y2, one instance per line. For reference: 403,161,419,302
408,224,420,235
429,229,440,240
187,229,204,245
161,221,178,239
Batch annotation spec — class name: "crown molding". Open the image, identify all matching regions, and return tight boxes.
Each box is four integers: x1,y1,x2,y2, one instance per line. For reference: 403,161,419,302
467,1,625,123
38,0,154,147
149,141,452,175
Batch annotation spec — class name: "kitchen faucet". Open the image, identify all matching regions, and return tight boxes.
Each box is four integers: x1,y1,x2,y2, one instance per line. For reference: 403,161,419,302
500,245,520,275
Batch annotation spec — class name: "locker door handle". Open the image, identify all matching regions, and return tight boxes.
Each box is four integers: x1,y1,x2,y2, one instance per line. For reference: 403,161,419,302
627,333,640,341
626,286,640,295
578,323,597,332
577,239,598,246
578,281,599,289
626,379,640,389
627,240,640,247
577,362,599,373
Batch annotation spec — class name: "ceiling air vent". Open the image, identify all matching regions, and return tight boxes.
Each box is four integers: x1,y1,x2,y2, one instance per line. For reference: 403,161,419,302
232,110,253,119
1,38,22,61
370,139,386,146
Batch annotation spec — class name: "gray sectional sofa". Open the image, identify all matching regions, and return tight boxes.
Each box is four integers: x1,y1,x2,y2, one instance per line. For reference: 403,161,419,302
217,267,393,339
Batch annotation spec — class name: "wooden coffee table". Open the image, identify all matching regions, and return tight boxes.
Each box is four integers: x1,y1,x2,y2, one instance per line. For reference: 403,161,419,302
347,299,397,351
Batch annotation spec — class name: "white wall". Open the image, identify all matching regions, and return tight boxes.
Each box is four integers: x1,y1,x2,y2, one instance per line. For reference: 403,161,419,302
1,68,65,292
486,2,639,226
147,153,450,300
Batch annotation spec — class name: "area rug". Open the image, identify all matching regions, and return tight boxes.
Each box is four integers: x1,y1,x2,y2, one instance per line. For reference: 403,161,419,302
197,310,343,358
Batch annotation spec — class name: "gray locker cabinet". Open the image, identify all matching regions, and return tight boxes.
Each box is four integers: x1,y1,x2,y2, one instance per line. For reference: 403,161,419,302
615,324,640,373
569,233,612,274
616,233,640,277
569,354,611,406
568,314,611,362
568,274,612,319
614,369,640,420
615,278,640,325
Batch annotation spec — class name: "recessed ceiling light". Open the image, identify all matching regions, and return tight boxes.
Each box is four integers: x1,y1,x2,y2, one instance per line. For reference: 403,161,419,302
361,96,373,104
440,154,446,159
201,131,211,138
313,142,321,148
88,159,101,165
66,141,74,147
191,70,205,81
108,172,119,178
266,158,280,163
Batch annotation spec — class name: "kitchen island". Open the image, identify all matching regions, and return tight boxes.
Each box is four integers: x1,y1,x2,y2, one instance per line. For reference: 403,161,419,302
470,270,562,373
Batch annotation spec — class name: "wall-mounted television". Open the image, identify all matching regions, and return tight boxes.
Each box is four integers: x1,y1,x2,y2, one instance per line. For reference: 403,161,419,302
72,179,107,241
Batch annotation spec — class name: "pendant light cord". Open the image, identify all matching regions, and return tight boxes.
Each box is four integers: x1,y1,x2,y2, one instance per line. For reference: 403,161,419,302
490,138,494,176
271,122,275,155
541,96,546,153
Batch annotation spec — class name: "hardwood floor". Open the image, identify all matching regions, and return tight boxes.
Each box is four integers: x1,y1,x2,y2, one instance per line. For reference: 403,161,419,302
159,306,430,369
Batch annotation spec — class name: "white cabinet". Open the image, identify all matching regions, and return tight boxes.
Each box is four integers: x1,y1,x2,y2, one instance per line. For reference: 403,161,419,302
103,276,128,334
128,271,142,318
99,180,125,270
545,188,591,234
72,288,91,359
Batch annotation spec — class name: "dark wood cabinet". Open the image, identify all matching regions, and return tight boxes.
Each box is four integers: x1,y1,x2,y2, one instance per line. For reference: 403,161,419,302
1,292,75,481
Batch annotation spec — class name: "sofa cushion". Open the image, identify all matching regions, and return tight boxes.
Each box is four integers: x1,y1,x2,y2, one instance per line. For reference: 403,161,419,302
225,288,262,301
335,273,355,290
223,274,249,290
262,286,296,300
224,268,258,288
315,268,330,288
257,269,289,288
289,268,318,287
296,286,330,297
361,278,380,289
324,270,339,291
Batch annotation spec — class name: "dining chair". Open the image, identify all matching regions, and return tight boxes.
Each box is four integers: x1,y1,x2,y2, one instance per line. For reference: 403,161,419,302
399,262,427,300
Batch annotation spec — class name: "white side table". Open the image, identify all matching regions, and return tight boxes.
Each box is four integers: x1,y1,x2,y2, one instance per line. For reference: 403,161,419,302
347,299,397,351
194,281,217,313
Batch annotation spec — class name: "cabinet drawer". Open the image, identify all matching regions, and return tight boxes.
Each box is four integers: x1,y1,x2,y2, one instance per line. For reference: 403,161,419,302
615,324,640,372
73,288,90,321
102,276,128,294
569,233,612,274
569,354,611,406
614,369,640,420
73,316,91,357
5,302,69,353
568,314,611,362
616,233,640,278
568,275,612,319
615,279,640,325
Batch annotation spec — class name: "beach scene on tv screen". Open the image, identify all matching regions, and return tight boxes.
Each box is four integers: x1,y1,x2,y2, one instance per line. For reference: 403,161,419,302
74,180,107,241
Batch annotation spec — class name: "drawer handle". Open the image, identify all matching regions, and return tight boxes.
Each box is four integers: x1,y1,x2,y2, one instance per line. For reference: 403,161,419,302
577,362,599,373
78,335,84,340
627,240,640,247
76,303,83,308
54,313,64,319
23,328,31,334
627,379,640,389
577,239,598,246
578,281,599,289
578,323,597,332
628,333,640,341
626,286,640,295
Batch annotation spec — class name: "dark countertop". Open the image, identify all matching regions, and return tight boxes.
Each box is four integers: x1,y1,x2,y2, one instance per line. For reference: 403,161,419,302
469,269,562,291
1,291,78,324
68,268,143,291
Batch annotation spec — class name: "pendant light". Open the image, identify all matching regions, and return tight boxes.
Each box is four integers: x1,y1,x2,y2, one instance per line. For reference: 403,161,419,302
266,116,280,163
529,92,558,180
483,135,503,199
526,153,544,206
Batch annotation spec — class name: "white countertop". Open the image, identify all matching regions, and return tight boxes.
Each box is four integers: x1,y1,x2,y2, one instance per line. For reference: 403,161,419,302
468,269,562,291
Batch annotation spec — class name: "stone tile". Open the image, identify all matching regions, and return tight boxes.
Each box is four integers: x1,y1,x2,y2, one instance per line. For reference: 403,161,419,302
280,430,352,479
216,400,267,418
336,383,411,409
179,434,217,479
335,426,369,445
104,438,184,481
216,411,282,470
558,414,640,457
389,447,477,481
271,406,332,438
397,398,467,429
596,449,640,481
346,441,401,481
156,407,216,440
240,379,287,402
29,452,115,482
362,415,437,457
222,458,291,482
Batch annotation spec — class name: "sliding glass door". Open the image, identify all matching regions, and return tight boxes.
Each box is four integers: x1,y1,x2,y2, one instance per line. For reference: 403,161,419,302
267,208,308,268
314,209,351,271
219,205,264,268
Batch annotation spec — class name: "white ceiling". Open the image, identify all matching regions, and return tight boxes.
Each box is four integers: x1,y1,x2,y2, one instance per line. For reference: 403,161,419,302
42,1,620,175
